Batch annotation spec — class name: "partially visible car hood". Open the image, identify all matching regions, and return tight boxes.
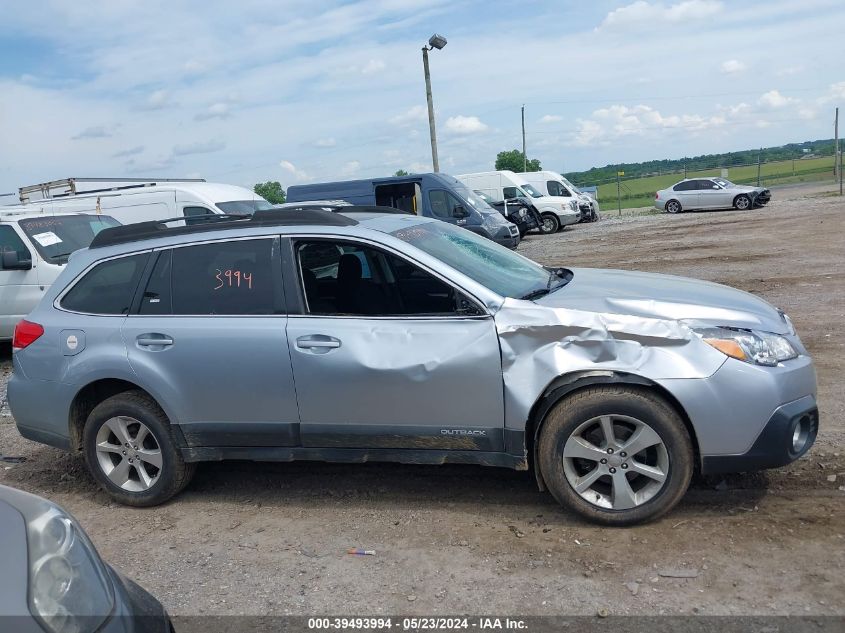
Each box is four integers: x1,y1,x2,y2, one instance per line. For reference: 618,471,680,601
535,267,790,334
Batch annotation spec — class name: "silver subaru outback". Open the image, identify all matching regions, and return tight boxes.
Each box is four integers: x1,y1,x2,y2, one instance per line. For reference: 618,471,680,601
8,207,817,525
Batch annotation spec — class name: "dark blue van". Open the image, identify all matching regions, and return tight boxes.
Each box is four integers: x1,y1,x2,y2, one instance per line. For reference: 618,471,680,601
286,173,520,248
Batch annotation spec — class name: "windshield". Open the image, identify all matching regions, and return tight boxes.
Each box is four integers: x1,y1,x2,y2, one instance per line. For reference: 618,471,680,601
216,199,274,215
19,215,120,264
561,177,582,194
448,180,496,213
712,178,735,188
391,221,562,299
473,190,497,204
520,183,544,198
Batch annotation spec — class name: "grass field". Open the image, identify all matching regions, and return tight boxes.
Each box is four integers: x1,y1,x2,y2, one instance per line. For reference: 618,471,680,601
596,155,836,209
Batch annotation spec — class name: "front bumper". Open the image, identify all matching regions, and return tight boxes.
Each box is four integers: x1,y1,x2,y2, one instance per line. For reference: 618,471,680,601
101,567,173,633
701,397,818,474
658,353,818,473
754,189,772,206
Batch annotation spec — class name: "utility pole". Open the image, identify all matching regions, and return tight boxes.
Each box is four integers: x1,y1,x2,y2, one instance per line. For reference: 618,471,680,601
836,107,842,195
757,147,762,186
683,159,687,179
521,104,527,172
616,169,622,216
422,46,439,172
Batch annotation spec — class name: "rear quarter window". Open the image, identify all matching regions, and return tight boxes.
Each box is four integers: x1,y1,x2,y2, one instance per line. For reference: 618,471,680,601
60,253,148,314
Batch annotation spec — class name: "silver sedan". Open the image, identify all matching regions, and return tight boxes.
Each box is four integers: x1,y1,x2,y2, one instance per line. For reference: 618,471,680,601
656,177,771,213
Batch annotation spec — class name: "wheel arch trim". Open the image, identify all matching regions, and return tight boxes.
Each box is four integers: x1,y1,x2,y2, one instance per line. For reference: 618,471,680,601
524,370,701,491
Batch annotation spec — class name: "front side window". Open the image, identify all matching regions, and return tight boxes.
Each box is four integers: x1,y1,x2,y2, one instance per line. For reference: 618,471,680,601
297,240,478,317
427,190,465,219
166,239,278,315
61,253,148,315
698,180,718,190
0,225,30,260
547,181,571,197
183,206,216,226
18,215,119,264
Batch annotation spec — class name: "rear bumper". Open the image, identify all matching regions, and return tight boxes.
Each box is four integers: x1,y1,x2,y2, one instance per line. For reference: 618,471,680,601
701,397,818,474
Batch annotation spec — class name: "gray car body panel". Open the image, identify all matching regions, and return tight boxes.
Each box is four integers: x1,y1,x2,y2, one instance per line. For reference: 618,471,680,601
8,213,817,471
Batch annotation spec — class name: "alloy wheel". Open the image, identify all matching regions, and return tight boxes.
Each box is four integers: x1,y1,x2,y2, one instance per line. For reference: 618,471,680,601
562,415,669,510
95,416,162,492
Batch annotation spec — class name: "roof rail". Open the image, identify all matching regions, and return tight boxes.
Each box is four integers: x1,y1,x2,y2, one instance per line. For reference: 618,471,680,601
89,207,359,249
18,177,207,203
272,204,414,216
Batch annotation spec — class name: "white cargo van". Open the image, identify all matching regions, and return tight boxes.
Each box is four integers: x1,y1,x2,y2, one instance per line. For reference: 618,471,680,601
455,170,579,233
17,178,273,226
521,171,600,222
0,209,119,340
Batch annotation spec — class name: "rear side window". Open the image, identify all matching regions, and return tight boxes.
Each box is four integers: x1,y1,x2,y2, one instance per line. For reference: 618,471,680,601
168,239,278,315
673,181,696,191
61,254,148,315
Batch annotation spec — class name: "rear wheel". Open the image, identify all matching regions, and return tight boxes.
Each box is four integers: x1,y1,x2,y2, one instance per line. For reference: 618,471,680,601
538,387,693,526
83,390,196,506
665,199,682,214
734,194,751,210
539,213,560,234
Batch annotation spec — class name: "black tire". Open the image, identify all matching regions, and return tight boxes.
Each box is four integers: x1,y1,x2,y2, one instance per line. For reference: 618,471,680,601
538,386,694,526
665,199,682,214
82,390,196,507
539,213,560,234
734,194,751,210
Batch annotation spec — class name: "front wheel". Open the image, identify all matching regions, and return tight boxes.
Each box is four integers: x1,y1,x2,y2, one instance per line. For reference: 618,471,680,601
83,390,196,506
539,213,560,234
734,194,751,210
538,387,693,526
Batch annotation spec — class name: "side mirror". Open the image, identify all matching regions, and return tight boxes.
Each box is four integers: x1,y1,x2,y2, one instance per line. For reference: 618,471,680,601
453,205,469,219
1,251,33,271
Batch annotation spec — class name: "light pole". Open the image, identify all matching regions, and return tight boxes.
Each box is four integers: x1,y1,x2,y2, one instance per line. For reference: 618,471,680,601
422,33,447,172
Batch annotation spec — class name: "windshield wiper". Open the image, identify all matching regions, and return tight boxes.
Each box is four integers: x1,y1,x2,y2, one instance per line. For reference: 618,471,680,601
519,287,551,301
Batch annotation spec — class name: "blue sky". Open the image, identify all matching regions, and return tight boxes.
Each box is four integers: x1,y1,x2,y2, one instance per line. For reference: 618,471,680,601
1,0,843,195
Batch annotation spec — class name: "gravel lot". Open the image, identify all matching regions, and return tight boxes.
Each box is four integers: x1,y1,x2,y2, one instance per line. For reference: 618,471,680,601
1,184,843,618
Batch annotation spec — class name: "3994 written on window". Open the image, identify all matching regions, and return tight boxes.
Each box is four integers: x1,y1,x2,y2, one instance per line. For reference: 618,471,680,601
139,239,278,316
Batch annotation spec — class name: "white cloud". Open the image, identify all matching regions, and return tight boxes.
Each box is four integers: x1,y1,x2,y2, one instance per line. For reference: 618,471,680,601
314,137,337,148
340,160,361,176
172,140,225,156
598,0,722,30
759,89,794,108
798,108,816,120
279,160,310,182
361,59,386,75
183,60,206,75
139,89,174,111
540,114,562,123
389,105,428,126
194,102,232,121
720,59,746,74
111,145,145,158
444,115,488,134
818,81,845,104
776,64,804,76
71,125,112,140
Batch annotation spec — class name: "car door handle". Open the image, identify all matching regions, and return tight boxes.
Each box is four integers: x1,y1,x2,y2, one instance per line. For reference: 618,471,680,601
296,335,341,351
136,335,174,347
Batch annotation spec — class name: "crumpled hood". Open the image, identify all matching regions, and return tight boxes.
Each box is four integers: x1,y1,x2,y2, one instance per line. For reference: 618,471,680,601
535,268,790,334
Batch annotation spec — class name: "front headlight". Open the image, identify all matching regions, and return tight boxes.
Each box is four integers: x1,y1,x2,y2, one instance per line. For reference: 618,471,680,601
2,487,114,633
693,326,798,366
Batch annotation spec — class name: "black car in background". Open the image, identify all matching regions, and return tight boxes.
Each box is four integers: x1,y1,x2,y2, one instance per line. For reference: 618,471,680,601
0,484,172,633
473,190,542,236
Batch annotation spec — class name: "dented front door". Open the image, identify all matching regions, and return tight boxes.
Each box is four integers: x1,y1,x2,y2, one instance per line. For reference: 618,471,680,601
287,315,505,451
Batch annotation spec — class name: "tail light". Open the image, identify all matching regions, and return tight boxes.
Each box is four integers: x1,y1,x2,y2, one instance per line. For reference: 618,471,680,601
13,320,44,351
655,192,659,199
